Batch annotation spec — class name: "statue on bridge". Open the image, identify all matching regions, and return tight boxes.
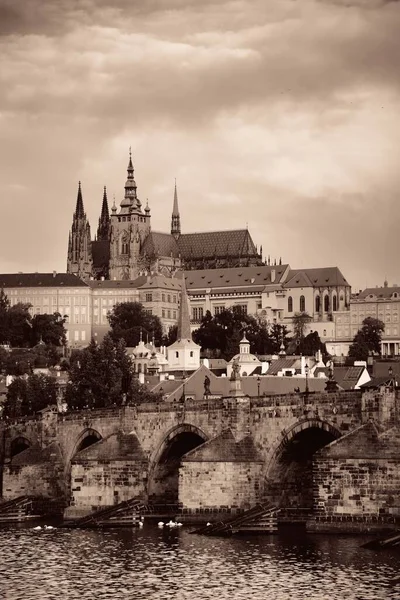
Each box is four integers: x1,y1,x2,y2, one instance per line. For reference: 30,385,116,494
204,376,211,397
230,358,241,381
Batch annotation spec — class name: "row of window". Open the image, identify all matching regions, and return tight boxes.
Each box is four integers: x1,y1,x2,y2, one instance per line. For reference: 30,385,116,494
287,294,341,314
162,309,177,319
145,293,178,303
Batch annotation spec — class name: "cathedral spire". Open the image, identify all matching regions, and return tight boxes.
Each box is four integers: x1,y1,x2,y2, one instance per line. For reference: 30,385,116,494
97,186,110,241
171,179,181,238
75,181,84,218
122,147,138,209
177,273,191,341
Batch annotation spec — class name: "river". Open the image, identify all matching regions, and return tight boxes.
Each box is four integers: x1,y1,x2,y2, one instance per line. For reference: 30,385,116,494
0,523,399,599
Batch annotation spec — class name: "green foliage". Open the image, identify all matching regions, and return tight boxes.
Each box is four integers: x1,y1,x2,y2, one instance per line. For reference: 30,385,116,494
349,317,385,361
65,334,161,410
108,302,163,347
3,373,58,419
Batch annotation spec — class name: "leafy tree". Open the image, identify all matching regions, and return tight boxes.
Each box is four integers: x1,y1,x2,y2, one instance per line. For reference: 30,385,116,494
288,312,312,353
3,373,58,419
7,303,32,347
269,323,291,354
297,331,328,359
349,317,385,361
108,302,163,347
65,334,161,410
31,313,66,347
163,325,178,346
0,288,10,344
193,307,273,360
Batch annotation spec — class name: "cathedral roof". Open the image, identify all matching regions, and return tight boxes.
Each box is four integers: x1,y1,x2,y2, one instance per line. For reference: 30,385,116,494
284,267,349,288
91,240,110,269
177,229,259,260
0,273,88,288
141,232,180,258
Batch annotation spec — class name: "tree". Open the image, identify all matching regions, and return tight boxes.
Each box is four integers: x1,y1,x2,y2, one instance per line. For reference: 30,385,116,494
108,302,163,347
31,313,67,347
349,317,385,361
297,331,328,359
64,334,160,410
0,288,10,344
7,303,32,347
193,307,274,360
163,325,178,346
288,312,312,353
3,373,58,419
269,323,291,354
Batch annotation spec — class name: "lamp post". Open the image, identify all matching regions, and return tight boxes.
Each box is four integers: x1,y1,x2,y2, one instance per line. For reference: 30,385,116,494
388,365,394,388
257,376,261,398
305,361,309,397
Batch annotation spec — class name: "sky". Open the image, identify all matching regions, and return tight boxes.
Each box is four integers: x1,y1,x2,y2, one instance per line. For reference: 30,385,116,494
1,0,400,292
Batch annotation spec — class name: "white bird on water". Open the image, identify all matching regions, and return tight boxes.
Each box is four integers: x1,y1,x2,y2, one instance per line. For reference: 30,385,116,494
158,521,164,527
33,526,42,531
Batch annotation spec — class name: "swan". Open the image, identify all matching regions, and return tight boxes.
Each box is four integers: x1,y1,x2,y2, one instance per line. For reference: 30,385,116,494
44,525,56,530
158,521,164,527
167,520,176,527
33,525,42,531
138,521,144,528
206,522,211,527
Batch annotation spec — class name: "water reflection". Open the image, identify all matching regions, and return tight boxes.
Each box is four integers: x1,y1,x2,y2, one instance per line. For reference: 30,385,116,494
0,524,398,600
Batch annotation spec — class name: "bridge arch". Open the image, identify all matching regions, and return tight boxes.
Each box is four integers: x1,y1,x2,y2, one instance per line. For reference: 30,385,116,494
148,423,208,505
10,436,31,459
265,418,342,511
70,428,103,462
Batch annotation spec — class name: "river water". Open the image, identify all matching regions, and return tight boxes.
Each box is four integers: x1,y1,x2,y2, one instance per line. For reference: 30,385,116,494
0,523,399,600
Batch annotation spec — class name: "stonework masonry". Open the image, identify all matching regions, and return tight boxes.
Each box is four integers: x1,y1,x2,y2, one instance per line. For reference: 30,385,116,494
1,387,399,530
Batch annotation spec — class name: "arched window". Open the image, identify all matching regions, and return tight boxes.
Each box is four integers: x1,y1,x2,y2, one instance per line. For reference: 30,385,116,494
324,295,330,313
288,296,293,313
299,295,306,312
332,295,337,312
121,233,129,255
315,295,320,313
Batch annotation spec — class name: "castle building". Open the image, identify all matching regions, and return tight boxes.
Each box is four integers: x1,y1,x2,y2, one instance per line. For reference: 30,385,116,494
67,152,263,281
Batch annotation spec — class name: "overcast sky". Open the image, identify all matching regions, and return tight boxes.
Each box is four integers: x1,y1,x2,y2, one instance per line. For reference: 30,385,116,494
1,0,400,291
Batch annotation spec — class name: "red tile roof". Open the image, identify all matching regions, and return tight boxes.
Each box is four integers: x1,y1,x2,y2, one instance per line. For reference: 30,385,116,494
284,267,349,288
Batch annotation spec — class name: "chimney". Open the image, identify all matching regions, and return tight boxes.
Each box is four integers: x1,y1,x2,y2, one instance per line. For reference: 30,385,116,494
271,269,276,283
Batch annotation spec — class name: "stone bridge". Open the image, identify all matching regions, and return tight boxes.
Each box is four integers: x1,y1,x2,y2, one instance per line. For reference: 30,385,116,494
0,388,396,522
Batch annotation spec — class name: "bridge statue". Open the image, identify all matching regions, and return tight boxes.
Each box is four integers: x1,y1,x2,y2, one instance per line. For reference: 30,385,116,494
230,358,240,381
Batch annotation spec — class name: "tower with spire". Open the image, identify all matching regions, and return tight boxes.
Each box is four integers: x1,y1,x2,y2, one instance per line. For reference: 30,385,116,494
97,186,110,241
171,180,181,239
167,272,200,373
108,149,151,280
67,182,93,279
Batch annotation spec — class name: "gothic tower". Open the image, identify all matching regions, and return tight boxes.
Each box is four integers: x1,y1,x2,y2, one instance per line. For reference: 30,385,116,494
171,179,181,239
97,186,110,241
109,150,151,280
67,182,93,279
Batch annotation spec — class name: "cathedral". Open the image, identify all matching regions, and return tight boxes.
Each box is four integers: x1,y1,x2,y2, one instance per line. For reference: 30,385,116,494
67,152,263,280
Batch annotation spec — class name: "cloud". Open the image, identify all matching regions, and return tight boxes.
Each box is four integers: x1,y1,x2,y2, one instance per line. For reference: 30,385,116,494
0,0,399,290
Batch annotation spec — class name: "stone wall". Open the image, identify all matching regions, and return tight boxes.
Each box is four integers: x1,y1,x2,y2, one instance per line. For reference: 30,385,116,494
2,443,65,501
310,422,400,532
66,460,148,519
179,461,263,512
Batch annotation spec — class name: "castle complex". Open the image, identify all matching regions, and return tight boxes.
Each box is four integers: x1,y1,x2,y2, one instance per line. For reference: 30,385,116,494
67,152,263,281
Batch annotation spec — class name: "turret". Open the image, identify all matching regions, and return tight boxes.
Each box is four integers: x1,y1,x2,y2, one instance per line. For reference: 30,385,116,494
97,186,110,241
67,181,93,279
171,179,181,238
